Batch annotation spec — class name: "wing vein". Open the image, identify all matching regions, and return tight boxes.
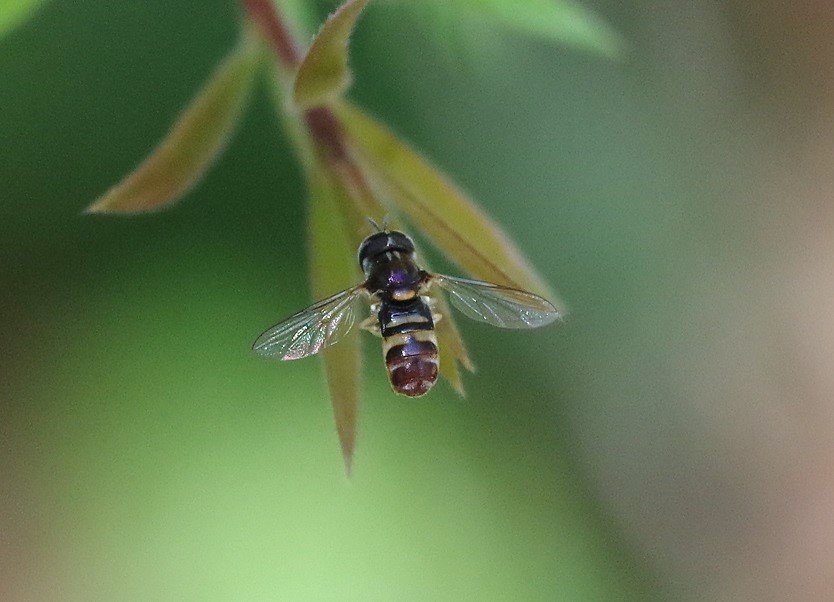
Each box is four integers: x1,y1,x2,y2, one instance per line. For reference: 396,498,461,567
434,275,559,329
253,285,365,360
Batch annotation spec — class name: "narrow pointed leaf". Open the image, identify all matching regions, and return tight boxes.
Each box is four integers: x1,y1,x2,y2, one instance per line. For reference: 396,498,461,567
86,36,260,214
308,164,364,475
0,0,47,40
424,0,624,59
431,284,473,396
410,244,474,396
292,0,368,109
334,101,563,307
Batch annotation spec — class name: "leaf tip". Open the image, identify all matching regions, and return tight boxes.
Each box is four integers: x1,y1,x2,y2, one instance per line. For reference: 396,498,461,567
81,201,103,215
292,0,370,108
84,37,258,216
337,426,355,477
83,193,121,215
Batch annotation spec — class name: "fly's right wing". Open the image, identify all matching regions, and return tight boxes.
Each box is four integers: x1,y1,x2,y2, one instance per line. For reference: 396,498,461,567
253,285,366,361
433,275,560,329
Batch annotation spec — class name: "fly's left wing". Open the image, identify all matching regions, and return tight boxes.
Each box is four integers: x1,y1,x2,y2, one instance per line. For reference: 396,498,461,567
433,275,560,329
253,285,366,360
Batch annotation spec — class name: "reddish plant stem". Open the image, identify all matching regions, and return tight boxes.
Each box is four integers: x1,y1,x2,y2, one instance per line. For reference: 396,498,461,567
242,0,379,227
305,107,380,225
241,0,301,69
304,107,348,161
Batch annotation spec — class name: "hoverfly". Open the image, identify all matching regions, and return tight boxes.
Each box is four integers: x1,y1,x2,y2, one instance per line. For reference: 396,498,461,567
253,227,560,397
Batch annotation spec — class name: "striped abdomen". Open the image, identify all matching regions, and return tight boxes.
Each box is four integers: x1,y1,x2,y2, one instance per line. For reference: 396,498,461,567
379,297,439,397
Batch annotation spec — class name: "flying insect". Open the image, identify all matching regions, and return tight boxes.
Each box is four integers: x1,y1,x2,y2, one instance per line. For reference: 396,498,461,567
253,228,560,397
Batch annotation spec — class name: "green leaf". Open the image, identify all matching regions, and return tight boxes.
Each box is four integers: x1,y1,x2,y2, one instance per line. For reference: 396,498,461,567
85,35,260,214
0,0,47,40
334,101,562,306
292,0,368,109
307,163,364,476
418,252,474,396
415,0,624,59
472,0,624,58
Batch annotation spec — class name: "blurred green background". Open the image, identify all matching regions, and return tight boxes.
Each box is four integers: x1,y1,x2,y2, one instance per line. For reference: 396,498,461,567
4,1,834,600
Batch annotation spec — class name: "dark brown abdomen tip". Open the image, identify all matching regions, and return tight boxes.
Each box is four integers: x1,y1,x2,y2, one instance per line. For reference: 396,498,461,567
389,358,438,397
386,339,438,397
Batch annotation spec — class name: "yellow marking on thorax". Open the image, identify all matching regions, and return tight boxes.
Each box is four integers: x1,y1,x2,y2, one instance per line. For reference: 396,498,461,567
391,288,416,301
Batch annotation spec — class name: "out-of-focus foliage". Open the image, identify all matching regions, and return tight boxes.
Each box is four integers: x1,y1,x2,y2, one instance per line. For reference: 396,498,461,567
449,0,624,58
0,0,47,39
86,35,260,213
396,0,624,60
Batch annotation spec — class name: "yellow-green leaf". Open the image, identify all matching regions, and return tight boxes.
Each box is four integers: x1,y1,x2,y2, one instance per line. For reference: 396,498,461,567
409,241,474,396
85,36,260,214
308,163,364,475
0,0,47,40
334,101,562,306
429,274,474,396
292,0,368,109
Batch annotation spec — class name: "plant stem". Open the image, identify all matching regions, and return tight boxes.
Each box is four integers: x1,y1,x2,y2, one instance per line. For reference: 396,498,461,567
305,106,381,229
241,0,382,233
241,0,301,69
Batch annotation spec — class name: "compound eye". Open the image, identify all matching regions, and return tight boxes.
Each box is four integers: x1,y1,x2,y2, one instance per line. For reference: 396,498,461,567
388,231,415,253
357,231,417,268
357,233,386,266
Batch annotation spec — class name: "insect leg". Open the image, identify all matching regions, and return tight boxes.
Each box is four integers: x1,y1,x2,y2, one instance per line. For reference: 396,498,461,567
360,314,381,336
424,295,443,323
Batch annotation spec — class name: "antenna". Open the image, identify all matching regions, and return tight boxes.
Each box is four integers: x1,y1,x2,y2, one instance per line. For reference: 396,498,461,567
367,216,390,232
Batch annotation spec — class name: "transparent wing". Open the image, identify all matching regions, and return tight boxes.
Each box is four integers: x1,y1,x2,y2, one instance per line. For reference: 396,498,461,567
433,275,560,329
252,285,365,360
